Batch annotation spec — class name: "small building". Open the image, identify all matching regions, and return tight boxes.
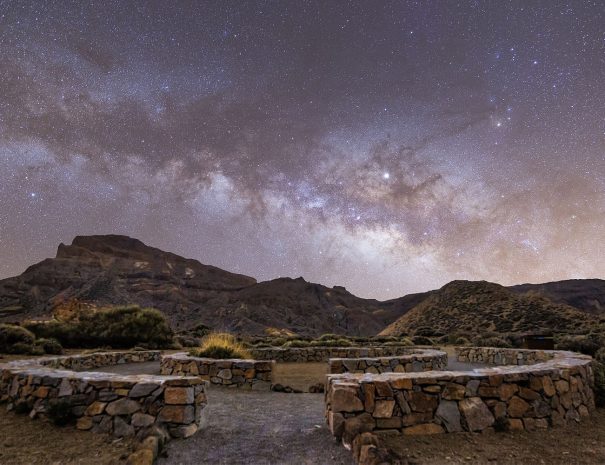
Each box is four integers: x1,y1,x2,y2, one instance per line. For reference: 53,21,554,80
521,333,554,350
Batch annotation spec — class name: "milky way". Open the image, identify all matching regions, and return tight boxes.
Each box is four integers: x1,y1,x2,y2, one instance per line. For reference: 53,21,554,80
1,1,604,299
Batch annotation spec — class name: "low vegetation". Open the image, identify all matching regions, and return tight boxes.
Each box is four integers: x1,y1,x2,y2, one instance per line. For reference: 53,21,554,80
190,332,252,359
0,323,64,355
24,305,173,349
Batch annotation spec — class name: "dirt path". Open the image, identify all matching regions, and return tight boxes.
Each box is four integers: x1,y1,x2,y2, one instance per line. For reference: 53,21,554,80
157,387,353,465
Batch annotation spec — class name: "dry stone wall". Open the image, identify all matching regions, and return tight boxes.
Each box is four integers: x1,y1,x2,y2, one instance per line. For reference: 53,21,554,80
456,347,554,365
0,351,207,441
329,350,447,375
39,350,161,370
250,345,428,363
325,349,595,446
160,353,273,389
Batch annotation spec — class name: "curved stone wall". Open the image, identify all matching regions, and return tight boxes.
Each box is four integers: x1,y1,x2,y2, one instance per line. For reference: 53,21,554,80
329,350,448,375
0,351,207,440
250,345,428,363
39,350,161,370
160,353,274,389
325,349,595,446
456,346,554,365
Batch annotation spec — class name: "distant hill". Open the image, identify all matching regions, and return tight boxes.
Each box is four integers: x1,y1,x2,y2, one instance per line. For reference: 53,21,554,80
510,279,605,315
380,280,599,337
0,235,390,336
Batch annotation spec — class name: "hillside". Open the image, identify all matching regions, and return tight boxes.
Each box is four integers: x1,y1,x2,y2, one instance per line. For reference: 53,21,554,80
380,280,599,337
510,279,605,315
0,235,390,336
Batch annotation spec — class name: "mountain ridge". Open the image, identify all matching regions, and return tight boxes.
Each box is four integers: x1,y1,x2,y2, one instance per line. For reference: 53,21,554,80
0,235,603,336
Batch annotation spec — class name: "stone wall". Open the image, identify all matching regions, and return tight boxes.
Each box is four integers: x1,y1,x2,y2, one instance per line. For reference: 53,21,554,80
0,351,207,441
250,345,428,363
40,350,161,370
329,350,447,375
325,349,595,446
456,347,555,365
160,353,273,389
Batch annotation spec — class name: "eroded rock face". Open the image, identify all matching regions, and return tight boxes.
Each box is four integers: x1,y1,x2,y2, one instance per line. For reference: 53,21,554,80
0,235,396,336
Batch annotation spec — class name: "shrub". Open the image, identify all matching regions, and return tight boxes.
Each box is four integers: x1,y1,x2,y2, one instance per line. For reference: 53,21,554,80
175,335,201,348
371,336,400,343
556,335,601,356
411,336,433,345
414,327,443,337
23,321,90,347
25,306,174,349
47,399,74,426
0,324,35,354
317,333,341,341
190,332,251,359
282,339,310,348
473,336,511,348
310,338,352,347
7,342,35,355
34,338,64,355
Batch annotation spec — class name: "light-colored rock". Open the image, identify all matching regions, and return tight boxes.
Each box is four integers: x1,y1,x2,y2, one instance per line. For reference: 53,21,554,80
372,400,395,418
85,401,107,416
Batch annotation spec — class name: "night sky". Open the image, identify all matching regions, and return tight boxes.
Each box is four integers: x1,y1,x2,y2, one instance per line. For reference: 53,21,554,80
1,1,604,299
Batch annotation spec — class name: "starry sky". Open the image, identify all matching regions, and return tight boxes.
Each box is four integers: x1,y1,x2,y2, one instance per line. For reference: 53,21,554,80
1,1,604,300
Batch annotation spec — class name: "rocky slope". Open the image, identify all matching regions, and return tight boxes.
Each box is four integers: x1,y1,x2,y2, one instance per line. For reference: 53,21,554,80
380,280,599,337
0,235,389,336
510,279,605,315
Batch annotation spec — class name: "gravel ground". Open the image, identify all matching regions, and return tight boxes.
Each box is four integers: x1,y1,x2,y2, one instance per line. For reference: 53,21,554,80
386,408,605,465
157,387,353,465
0,409,132,465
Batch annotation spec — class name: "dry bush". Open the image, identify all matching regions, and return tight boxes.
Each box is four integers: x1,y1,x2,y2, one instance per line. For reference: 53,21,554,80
191,332,251,359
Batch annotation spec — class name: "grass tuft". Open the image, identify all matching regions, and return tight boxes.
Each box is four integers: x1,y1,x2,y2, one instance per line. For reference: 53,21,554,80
190,332,251,359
